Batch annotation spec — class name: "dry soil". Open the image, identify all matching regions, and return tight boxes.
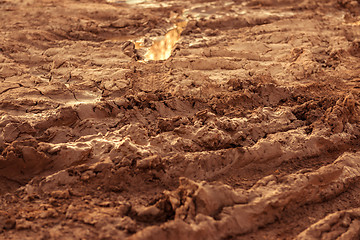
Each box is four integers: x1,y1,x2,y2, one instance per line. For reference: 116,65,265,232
1,0,360,239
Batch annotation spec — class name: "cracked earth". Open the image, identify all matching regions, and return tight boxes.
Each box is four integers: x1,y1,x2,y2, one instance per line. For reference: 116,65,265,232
1,0,360,239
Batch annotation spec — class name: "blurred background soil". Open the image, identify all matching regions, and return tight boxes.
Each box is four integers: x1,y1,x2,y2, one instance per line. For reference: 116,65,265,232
1,0,360,239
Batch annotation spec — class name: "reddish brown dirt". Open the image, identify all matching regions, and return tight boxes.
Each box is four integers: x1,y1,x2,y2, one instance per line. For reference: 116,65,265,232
1,0,360,239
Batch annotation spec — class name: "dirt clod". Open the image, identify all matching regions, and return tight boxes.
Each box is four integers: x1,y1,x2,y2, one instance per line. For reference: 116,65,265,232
1,0,360,239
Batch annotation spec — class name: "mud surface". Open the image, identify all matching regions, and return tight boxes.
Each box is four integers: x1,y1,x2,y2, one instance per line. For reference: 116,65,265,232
1,0,360,239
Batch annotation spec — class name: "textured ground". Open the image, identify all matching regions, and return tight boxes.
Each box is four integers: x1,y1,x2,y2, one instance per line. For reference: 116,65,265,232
1,0,360,239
